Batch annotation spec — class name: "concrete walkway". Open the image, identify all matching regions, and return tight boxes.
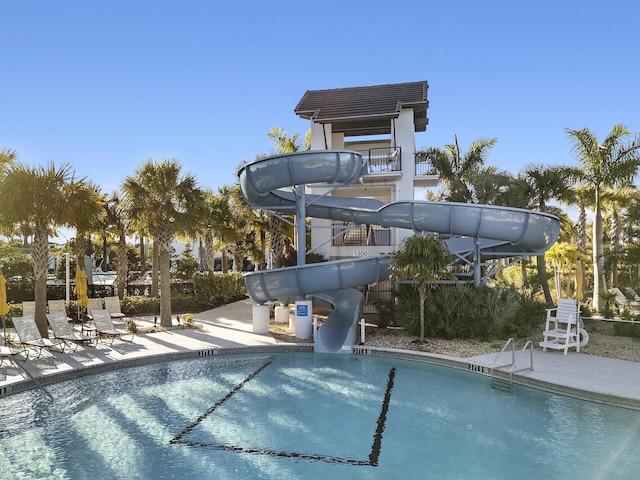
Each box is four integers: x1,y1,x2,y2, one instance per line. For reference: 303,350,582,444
2,298,639,410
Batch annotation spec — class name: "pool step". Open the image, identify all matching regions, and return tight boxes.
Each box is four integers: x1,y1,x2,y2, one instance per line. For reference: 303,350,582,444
490,375,513,394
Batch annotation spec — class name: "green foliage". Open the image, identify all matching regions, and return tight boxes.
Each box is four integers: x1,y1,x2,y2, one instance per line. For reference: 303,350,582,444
121,296,160,315
0,250,33,280
191,272,246,307
175,244,199,280
181,313,195,325
613,322,640,339
125,318,137,333
282,249,327,267
394,283,545,340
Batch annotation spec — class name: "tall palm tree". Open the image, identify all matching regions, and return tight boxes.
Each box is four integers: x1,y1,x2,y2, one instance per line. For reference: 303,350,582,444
566,124,640,312
515,164,572,303
390,234,453,341
122,158,204,327
265,127,309,267
105,192,132,298
0,162,81,336
65,178,105,277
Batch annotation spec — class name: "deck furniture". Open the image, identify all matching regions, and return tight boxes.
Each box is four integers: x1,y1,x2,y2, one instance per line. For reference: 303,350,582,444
539,298,586,355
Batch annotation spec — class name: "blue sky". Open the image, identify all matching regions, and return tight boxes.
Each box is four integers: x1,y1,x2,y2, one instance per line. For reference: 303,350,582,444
2,0,639,197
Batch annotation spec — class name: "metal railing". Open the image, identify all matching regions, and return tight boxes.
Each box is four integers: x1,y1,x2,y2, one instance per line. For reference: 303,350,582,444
414,153,438,176
331,223,391,246
367,147,401,173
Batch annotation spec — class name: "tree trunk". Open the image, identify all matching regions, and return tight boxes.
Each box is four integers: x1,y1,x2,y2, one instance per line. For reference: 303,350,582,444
151,239,159,296
269,215,284,268
116,233,128,298
157,230,173,327
204,231,216,274
139,234,146,275
418,284,427,341
221,251,229,273
537,254,553,303
32,229,50,337
592,194,606,312
520,257,529,288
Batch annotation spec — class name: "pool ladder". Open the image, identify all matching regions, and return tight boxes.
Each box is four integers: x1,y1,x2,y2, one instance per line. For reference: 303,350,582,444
490,338,534,394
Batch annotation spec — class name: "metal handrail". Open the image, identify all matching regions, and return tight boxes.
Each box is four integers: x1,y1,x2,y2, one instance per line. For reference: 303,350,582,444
510,340,534,374
491,337,515,370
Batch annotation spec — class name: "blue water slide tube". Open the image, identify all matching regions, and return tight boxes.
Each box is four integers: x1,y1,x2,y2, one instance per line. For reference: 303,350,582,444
238,151,560,353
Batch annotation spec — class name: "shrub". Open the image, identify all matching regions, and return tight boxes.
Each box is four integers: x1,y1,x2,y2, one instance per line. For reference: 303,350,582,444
613,322,640,339
191,272,246,307
125,318,137,333
394,283,546,340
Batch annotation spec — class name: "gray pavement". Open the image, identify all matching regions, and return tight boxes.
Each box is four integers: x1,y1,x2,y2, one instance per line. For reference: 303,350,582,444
2,298,639,410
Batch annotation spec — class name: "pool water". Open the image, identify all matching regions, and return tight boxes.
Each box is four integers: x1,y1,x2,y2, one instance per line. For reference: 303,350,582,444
1,352,639,479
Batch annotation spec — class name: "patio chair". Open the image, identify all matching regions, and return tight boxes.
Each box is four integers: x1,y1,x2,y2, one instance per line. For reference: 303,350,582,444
608,287,640,314
48,299,72,322
46,312,95,351
1,344,28,381
539,298,587,355
12,315,65,358
91,309,134,346
624,287,640,303
103,296,126,321
22,300,35,317
87,297,104,317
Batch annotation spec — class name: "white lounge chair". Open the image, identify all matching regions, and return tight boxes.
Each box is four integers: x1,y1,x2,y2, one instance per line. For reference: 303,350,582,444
12,315,65,358
539,298,588,355
48,299,72,321
87,297,104,316
103,296,126,320
608,287,640,314
22,300,35,317
46,313,95,351
91,310,134,346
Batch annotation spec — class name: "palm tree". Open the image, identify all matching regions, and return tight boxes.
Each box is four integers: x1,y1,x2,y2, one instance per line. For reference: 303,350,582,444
390,234,453,341
418,135,497,201
0,162,81,336
105,192,132,298
515,164,572,303
122,158,204,327
566,124,640,312
265,127,309,267
65,179,105,277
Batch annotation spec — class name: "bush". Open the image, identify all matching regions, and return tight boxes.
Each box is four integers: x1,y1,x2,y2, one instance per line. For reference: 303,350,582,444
613,322,640,339
395,283,546,340
191,272,246,307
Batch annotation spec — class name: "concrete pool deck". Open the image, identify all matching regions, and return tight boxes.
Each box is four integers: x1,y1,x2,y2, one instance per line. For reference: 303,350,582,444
1,298,639,410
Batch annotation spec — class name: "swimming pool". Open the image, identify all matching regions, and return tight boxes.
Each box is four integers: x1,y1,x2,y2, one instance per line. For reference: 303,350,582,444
1,352,639,479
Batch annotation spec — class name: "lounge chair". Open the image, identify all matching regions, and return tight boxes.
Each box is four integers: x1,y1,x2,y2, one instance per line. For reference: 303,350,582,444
48,299,73,322
624,287,640,303
46,313,95,351
91,310,134,345
103,296,126,320
87,297,104,317
539,298,588,355
12,315,65,358
22,300,35,317
1,344,28,381
608,287,640,314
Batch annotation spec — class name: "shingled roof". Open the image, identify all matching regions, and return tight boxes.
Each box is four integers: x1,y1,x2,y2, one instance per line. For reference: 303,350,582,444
294,81,429,136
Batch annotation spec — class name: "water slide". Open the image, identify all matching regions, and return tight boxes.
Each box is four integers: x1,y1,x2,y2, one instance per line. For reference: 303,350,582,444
238,151,560,353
